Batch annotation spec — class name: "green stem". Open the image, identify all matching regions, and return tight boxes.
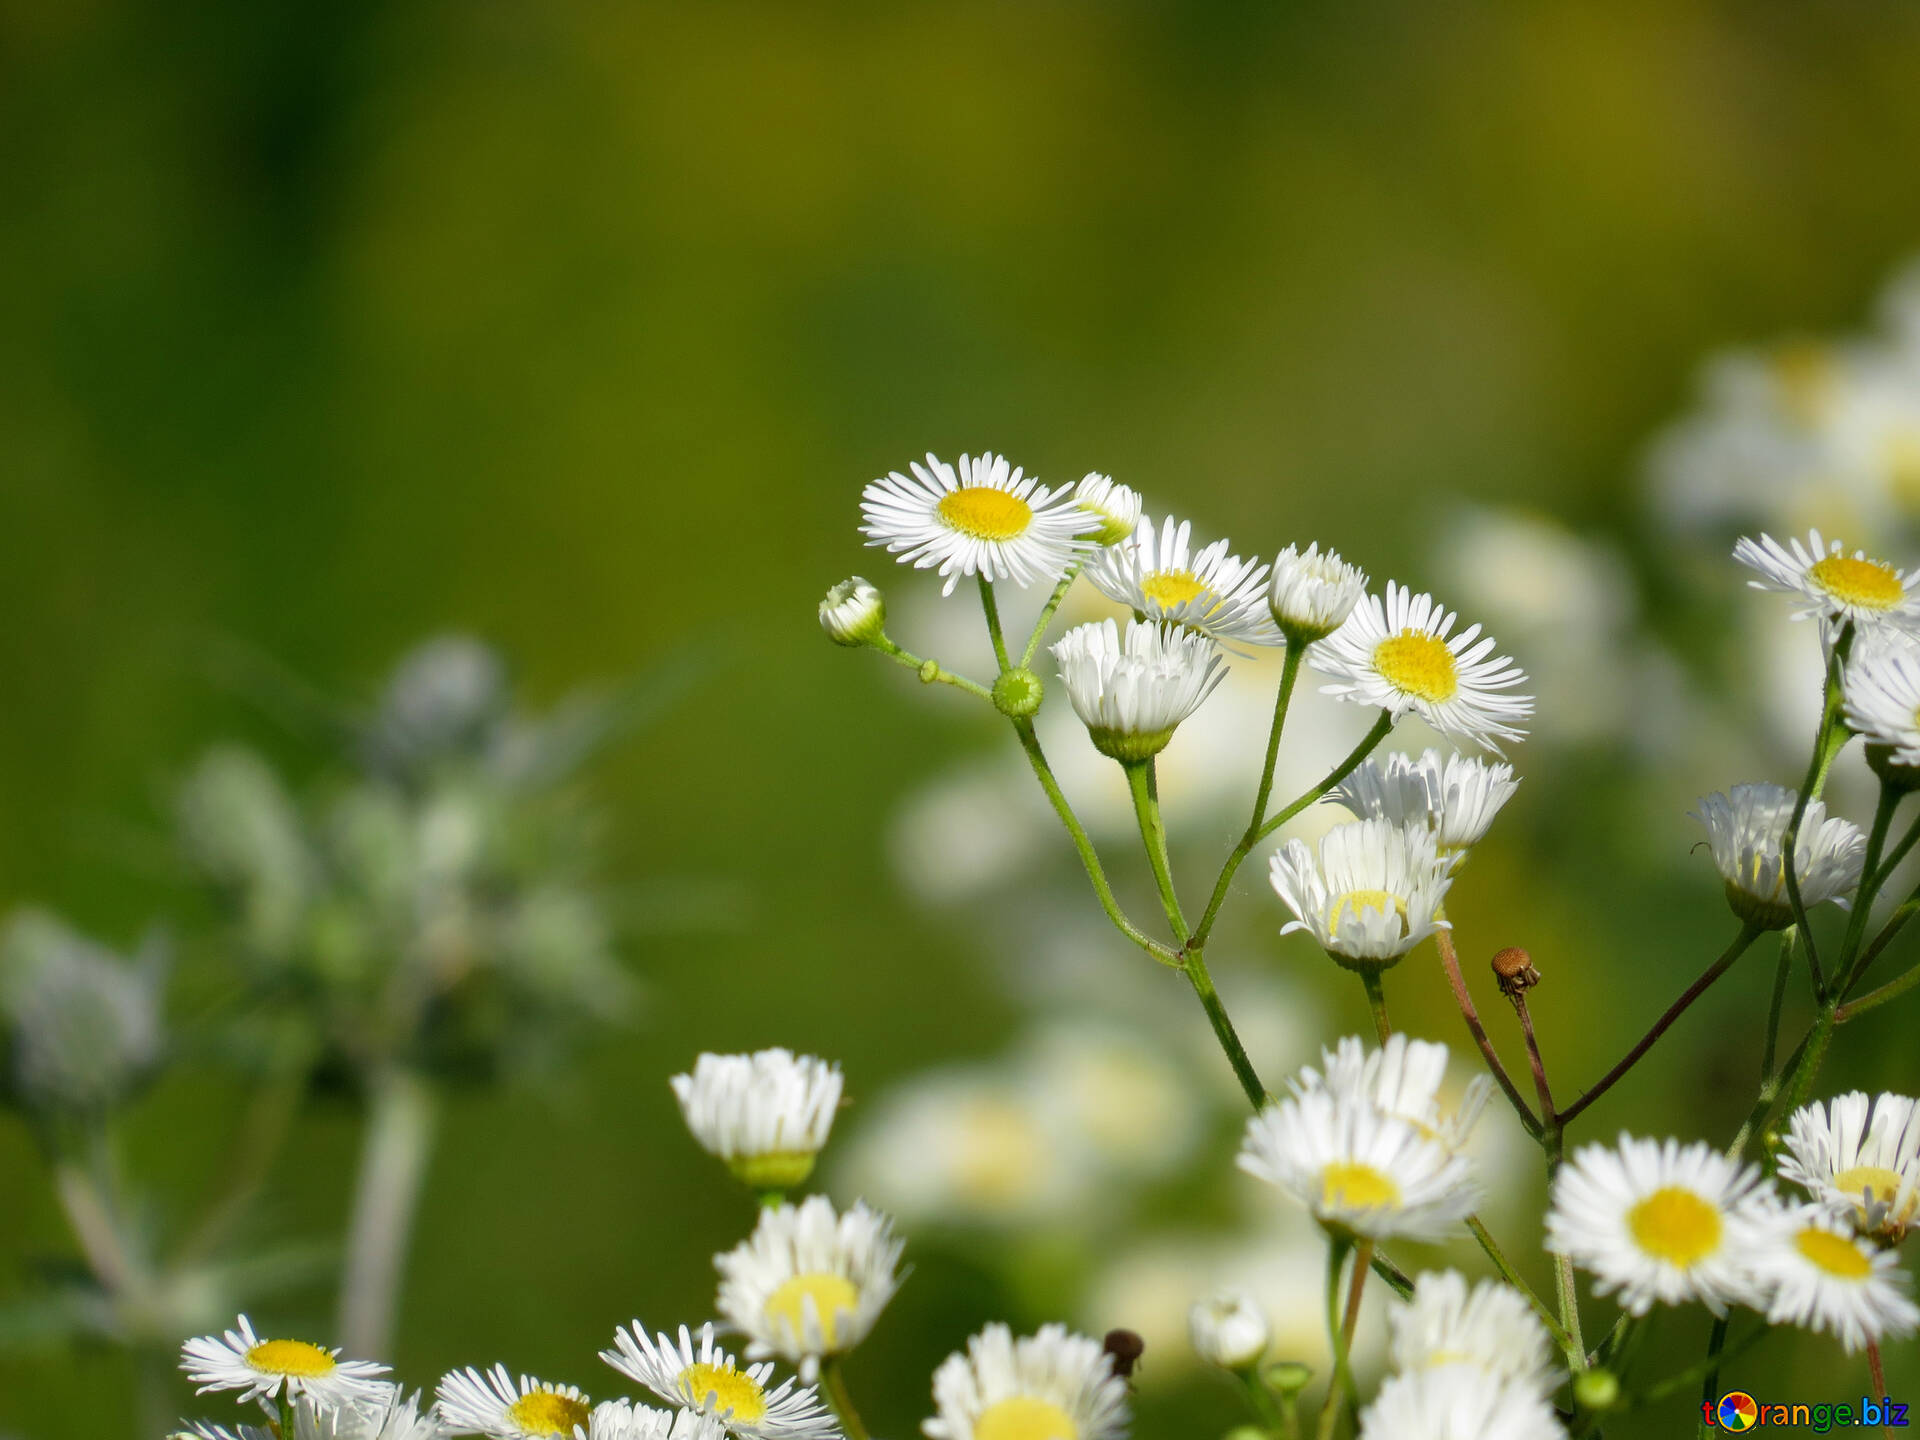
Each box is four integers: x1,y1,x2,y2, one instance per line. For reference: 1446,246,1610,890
1697,1315,1730,1439
1012,718,1176,964
1784,624,1853,989
1634,1321,1763,1403
1837,959,1920,1022
1360,970,1391,1044
1465,1215,1574,1356
1871,804,1920,892
978,575,1011,673
1316,1241,1355,1440
1249,643,1307,843
1185,945,1270,1110
872,637,994,701
1192,711,1394,949
338,1065,440,1358
1127,760,1190,939
1543,1119,1587,1370
1759,928,1796,1084
819,1359,871,1440
1836,781,1901,987
1020,563,1081,667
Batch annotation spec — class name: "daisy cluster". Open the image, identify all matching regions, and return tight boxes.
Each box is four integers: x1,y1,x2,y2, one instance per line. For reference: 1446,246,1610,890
172,1048,1132,1440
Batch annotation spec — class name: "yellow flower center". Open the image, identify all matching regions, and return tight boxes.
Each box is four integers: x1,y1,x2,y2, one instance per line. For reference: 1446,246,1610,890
504,1390,592,1438
1627,1186,1722,1267
1808,554,1903,610
976,1396,1079,1440
1140,569,1211,609
937,487,1031,541
954,1098,1047,1205
243,1340,337,1378
1833,1164,1916,1221
1319,1160,1402,1211
1372,631,1459,702
1794,1227,1873,1281
1328,888,1406,936
765,1273,861,1350
679,1362,768,1424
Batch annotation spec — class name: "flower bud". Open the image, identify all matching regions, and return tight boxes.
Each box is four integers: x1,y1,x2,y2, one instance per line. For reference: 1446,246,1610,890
1074,474,1142,546
1574,1368,1621,1413
1189,1288,1270,1370
991,667,1044,719
819,577,887,648
0,911,165,1116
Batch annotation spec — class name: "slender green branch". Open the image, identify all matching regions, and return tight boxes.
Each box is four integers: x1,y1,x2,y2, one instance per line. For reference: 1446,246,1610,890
1465,1215,1574,1356
1760,928,1796,1083
1836,781,1901,985
1871,804,1920,892
1127,761,1190,940
1020,563,1081,667
1249,643,1307,844
1696,1315,1731,1439
1360,970,1391,1045
1632,1322,1763,1404
1784,624,1853,990
819,1359,871,1440
872,637,994,701
1185,945,1270,1110
1316,1241,1357,1440
978,575,1011,673
1837,959,1920,1022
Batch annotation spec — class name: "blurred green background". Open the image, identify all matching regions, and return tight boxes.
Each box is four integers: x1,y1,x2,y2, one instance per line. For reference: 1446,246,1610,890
7,2,1920,1437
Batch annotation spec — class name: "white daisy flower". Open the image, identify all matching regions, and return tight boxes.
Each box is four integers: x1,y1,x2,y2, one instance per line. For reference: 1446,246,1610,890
434,1366,593,1439
1386,1271,1559,1400
922,1323,1129,1440
1050,619,1226,763
1691,783,1865,930
1268,819,1453,969
1085,514,1282,647
1238,1087,1480,1242
715,1196,905,1381
1188,1288,1270,1370
1358,1366,1566,1440
180,1315,391,1411
1779,1091,1920,1240
1073,474,1142,547
861,452,1096,596
1843,630,1920,771
585,1401,732,1440
670,1050,844,1190
1749,1205,1920,1352
1545,1135,1772,1315
818,579,886,649
1733,529,1920,634
1295,1035,1489,1154
1268,542,1368,646
177,1392,446,1440
1326,749,1520,853
1308,583,1532,751
600,1324,839,1440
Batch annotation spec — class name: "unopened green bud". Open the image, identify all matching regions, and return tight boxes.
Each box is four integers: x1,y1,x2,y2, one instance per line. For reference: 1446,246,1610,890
1574,1368,1621,1413
819,577,887,648
1263,1361,1313,1396
992,668,1044,719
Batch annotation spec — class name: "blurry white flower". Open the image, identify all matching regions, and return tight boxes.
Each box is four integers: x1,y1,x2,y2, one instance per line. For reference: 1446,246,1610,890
369,635,510,775
1545,1136,1771,1316
669,1050,844,1190
178,1391,447,1440
1296,1035,1488,1155
1749,1206,1918,1352
1074,474,1142,547
1326,749,1519,852
0,911,164,1115
1310,584,1531,751
1691,783,1864,929
861,452,1095,595
1021,1021,1203,1181
1779,1091,1920,1240
585,1401,730,1440
180,1315,390,1411
1735,529,1920,635
1386,1270,1558,1399
715,1197,903,1381
433,1366,593,1439
1188,1289,1269,1370
1086,514,1281,647
922,1324,1129,1440
1268,819,1452,968
1051,619,1226,762
818,578,886,648
1267,543,1367,646
1358,1364,1565,1440
1843,631,1920,772
600,1324,838,1440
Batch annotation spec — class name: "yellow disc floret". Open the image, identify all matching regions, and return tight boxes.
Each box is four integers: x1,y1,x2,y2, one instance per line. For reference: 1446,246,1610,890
937,488,1032,541
680,1362,768,1424
1794,1226,1873,1280
765,1273,861,1350
1373,631,1459,702
1809,554,1904,610
505,1390,592,1438
1319,1161,1402,1212
244,1340,338,1378
976,1395,1080,1440
1627,1186,1722,1268
1328,888,1406,937
1833,1164,1917,1223
1140,569,1210,609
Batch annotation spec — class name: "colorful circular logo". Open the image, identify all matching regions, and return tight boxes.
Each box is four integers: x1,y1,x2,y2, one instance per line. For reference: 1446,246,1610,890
1717,1392,1759,1431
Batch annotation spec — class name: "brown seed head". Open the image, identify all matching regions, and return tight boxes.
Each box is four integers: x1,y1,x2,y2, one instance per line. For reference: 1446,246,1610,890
1491,946,1541,997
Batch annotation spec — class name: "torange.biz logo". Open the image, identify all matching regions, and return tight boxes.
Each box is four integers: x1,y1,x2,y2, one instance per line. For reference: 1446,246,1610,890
1703,1391,1910,1430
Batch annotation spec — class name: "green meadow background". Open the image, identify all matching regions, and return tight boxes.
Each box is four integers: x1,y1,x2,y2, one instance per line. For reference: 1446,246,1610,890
5,2,1920,1436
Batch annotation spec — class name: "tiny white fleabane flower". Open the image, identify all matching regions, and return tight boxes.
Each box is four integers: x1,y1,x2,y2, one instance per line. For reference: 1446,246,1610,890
1268,819,1452,970
586,1400,732,1440
1843,631,1920,779
1086,514,1282,647
921,1323,1129,1440
670,1050,844,1190
600,1323,839,1440
177,1392,448,1440
1545,1135,1772,1316
861,452,1096,595
1188,1288,1270,1370
1308,583,1532,751
434,1366,592,1439
1295,1035,1489,1154
1779,1091,1920,1240
1749,1205,1920,1352
1387,1270,1559,1401
715,1196,905,1381
1267,542,1368,646
1733,528,1920,635
1326,749,1520,853
1691,784,1865,930
1073,474,1142,547
1051,619,1227,762
179,1315,391,1411
1239,1086,1479,1242
1358,1365,1566,1440
818,579,886,649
